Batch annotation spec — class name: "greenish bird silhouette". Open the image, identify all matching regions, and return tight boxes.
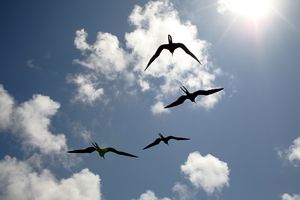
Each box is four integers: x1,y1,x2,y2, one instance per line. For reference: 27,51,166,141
68,142,138,158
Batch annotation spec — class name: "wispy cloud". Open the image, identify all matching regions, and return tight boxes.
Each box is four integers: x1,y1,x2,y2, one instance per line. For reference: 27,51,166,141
71,0,223,114
172,182,197,200
281,193,300,200
181,151,230,194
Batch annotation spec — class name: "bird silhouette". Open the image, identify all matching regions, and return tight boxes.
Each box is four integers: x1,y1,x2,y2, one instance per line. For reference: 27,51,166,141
143,133,190,150
144,34,201,71
164,86,224,109
68,142,138,158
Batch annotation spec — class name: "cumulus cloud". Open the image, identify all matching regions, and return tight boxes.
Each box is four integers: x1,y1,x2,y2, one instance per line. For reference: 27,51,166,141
0,156,101,200
279,136,300,166
74,29,129,79
72,0,223,114
133,190,171,200
68,74,105,105
0,85,14,130
0,84,67,154
181,151,230,194
282,193,300,200
286,137,300,162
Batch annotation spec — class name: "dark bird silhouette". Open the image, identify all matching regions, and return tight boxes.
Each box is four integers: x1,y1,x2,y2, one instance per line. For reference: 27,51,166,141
68,142,138,158
164,86,223,109
144,35,201,71
143,133,190,150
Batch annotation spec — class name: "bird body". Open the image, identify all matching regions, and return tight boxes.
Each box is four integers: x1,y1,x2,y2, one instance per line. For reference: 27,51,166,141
68,142,138,158
143,133,190,150
164,86,223,109
144,35,201,71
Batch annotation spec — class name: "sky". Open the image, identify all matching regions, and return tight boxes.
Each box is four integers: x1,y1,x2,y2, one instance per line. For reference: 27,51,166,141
0,0,300,199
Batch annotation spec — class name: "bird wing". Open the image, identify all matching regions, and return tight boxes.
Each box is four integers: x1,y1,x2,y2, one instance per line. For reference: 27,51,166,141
166,136,190,141
144,44,168,71
175,43,201,64
194,88,224,96
106,147,138,158
164,95,187,109
67,147,96,153
143,138,162,150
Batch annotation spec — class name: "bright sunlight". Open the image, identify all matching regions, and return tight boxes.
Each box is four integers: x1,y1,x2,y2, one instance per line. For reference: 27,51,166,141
219,0,275,21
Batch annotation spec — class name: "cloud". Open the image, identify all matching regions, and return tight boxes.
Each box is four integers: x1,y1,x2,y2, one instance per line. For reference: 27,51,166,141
286,137,300,162
282,193,300,200
151,101,170,115
26,59,36,69
0,85,14,130
74,29,129,79
68,74,105,105
133,190,171,200
71,123,92,143
0,84,67,154
0,156,101,200
72,0,223,114
172,182,196,200
279,136,300,166
181,151,230,194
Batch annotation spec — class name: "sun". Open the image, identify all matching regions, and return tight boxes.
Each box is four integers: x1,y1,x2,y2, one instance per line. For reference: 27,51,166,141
220,0,274,21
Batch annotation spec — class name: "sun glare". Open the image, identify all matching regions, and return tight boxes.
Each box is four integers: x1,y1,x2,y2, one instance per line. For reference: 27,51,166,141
221,0,274,20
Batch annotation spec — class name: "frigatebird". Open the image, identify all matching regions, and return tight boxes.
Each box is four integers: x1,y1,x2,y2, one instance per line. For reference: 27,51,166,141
68,142,138,158
164,86,223,109
144,34,201,71
143,133,190,150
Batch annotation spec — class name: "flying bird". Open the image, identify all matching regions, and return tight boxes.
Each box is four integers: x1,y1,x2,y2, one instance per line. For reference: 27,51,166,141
144,34,201,71
164,86,224,109
68,142,138,158
143,133,190,150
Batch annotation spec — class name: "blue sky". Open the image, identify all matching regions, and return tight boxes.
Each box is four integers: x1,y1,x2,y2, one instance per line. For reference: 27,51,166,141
0,0,300,199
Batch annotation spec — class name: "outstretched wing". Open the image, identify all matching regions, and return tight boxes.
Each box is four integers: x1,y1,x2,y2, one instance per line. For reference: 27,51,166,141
166,136,190,141
67,147,96,153
164,95,187,109
144,44,168,71
175,43,201,64
194,88,223,96
143,138,162,150
107,147,138,158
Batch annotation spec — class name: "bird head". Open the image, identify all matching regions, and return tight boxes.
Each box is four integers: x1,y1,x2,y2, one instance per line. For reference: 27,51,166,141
168,34,172,44
158,133,164,139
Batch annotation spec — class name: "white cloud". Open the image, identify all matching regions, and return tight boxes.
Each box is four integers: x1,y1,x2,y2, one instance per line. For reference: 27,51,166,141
68,74,105,105
72,0,223,113
172,182,196,200
74,29,91,51
181,151,230,194
74,29,129,79
282,193,300,200
134,190,171,200
0,156,101,200
151,101,170,115
26,59,36,69
0,84,67,154
0,85,14,130
287,137,300,162
279,136,300,166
